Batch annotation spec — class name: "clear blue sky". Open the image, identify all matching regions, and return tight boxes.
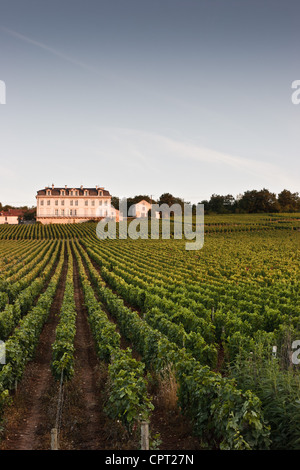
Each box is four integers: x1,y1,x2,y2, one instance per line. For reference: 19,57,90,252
0,0,299,206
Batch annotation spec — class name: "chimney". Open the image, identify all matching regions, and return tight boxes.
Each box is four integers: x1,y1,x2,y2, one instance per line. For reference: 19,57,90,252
52,183,54,189
96,185,98,190
65,185,68,189
80,185,83,190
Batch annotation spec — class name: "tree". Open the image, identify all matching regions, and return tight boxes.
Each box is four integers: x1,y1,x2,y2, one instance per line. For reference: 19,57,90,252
278,190,300,212
158,193,186,208
205,194,235,213
2,204,13,212
111,196,120,210
208,194,235,214
238,189,279,213
23,208,36,221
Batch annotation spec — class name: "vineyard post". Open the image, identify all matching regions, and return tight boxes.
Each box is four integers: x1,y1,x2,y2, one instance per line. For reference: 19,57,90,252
141,421,149,450
51,428,58,450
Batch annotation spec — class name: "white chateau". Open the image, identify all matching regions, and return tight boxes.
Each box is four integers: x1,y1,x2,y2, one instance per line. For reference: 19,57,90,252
129,199,153,218
36,185,119,224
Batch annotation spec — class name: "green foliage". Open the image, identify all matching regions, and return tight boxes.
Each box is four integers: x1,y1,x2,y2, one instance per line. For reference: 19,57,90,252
176,356,271,450
72,241,154,430
0,293,8,311
0,383,10,414
51,243,76,381
0,241,59,340
0,244,65,393
0,220,299,450
105,349,154,432
75,239,271,449
230,340,300,449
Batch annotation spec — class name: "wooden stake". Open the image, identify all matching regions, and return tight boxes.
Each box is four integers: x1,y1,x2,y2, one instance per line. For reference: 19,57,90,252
141,421,149,450
51,428,58,450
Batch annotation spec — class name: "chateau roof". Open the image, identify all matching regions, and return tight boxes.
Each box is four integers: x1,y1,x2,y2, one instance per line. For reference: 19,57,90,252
0,209,24,217
37,187,111,197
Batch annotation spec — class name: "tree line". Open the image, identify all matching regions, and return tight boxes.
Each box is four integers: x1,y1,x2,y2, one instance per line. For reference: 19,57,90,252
112,189,300,215
200,189,300,214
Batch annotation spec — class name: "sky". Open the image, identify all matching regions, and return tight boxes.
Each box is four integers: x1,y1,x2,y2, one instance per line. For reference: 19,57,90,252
0,0,299,206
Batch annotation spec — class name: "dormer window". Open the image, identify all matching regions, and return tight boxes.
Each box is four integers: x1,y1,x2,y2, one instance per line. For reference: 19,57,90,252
84,190,88,196
61,190,65,196
47,190,51,196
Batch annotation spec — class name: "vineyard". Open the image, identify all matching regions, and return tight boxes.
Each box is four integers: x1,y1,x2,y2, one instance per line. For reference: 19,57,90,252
0,214,299,450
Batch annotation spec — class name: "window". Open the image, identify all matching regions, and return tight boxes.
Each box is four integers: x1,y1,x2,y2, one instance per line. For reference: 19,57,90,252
74,209,77,216
71,191,73,196
47,200,50,205
85,200,88,206
70,200,73,206
40,200,44,206
61,209,65,216
104,200,107,206
61,200,65,206
92,200,95,206
55,200,58,206
70,209,73,216
47,191,50,195
75,200,78,206
55,209,58,216
75,191,78,196
61,191,65,196
85,191,88,196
